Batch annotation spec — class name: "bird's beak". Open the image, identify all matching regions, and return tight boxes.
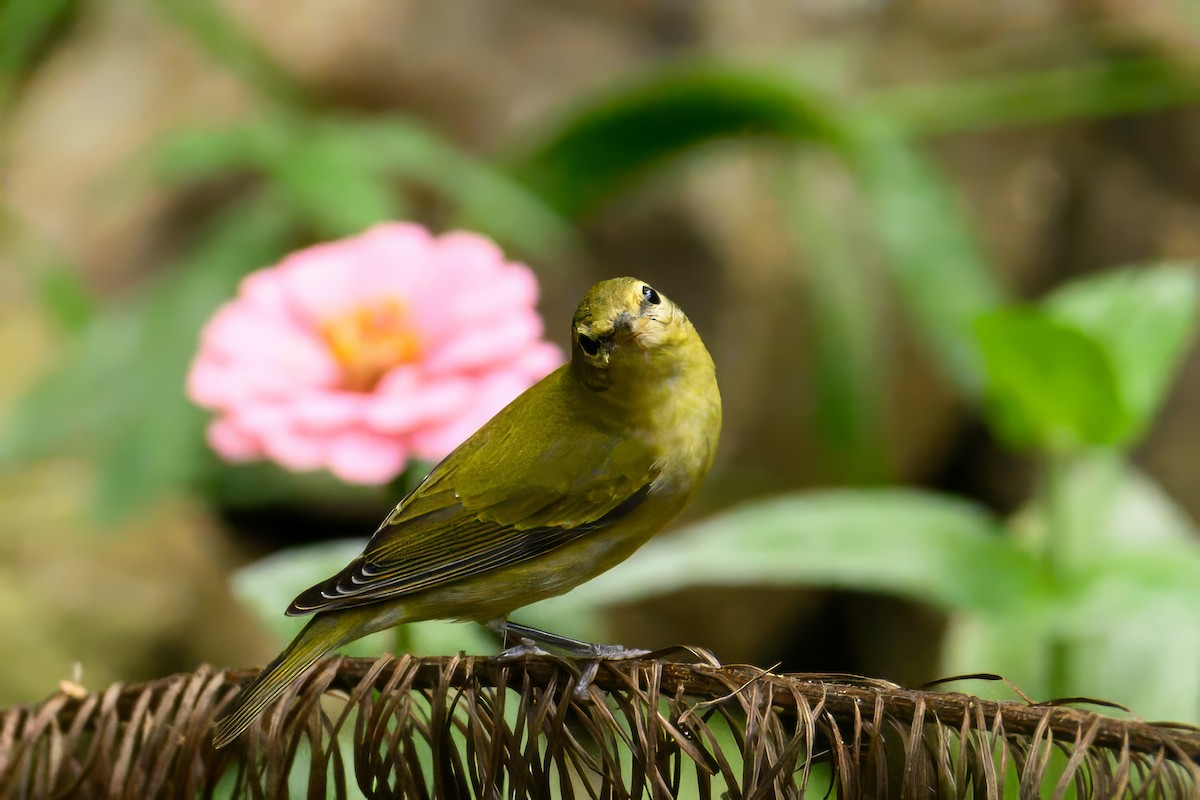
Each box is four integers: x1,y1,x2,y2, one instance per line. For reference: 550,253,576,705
615,311,665,351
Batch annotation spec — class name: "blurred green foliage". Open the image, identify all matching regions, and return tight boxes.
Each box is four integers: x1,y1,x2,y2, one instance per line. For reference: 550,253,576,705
978,267,1197,452
0,0,79,108
3,0,1200,727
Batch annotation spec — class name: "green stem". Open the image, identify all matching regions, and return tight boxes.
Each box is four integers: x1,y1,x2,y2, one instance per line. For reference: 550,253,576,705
1041,453,1075,700
392,624,412,656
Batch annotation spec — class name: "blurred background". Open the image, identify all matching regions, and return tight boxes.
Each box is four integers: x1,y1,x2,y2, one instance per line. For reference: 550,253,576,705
1,0,1198,722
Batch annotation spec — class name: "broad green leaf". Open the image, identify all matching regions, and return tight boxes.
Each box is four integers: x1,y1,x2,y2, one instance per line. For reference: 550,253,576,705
1,311,136,465
153,0,301,108
508,62,846,217
155,119,403,238
232,539,389,658
2,193,293,522
333,117,576,259
975,310,1124,451
1045,265,1198,441
232,540,497,657
90,195,294,521
976,267,1198,453
0,0,79,107
154,115,574,260
522,490,1033,639
151,126,265,185
939,614,1049,704
264,128,402,237
945,460,1200,721
844,113,1002,390
509,61,1004,391
36,266,95,335
1013,455,1200,626
878,58,1200,138
783,155,888,482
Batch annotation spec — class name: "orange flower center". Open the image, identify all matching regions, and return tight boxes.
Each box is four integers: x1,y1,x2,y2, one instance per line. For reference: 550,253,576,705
321,298,422,392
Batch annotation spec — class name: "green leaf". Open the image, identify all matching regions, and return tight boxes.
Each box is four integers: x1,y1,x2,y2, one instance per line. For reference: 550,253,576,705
152,0,302,108
157,119,405,238
232,540,497,657
151,126,265,185
1,311,137,464
154,115,575,260
91,196,295,521
334,116,577,259
878,58,1200,138
975,310,1125,451
1012,455,1200,624
508,61,846,217
2,192,294,522
975,266,1198,453
1045,264,1198,442
945,460,1200,721
844,113,1003,390
265,127,402,238
508,61,1004,391
0,0,78,106
522,490,1033,639
36,266,95,334
783,155,888,481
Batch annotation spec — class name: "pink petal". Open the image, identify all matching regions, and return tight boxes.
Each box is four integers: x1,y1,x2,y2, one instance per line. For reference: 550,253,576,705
422,312,542,375
206,417,262,462
291,390,368,431
434,230,507,279
260,427,328,472
278,224,435,324
325,429,408,484
200,303,337,386
365,373,473,434
409,371,531,460
237,267,295,319
417,265,540,334
515,342,567,378
186,356,238,408
229,399,294,439
188,356,319,407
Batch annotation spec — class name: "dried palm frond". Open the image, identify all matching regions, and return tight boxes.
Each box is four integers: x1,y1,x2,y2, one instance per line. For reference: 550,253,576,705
1,651,1197,798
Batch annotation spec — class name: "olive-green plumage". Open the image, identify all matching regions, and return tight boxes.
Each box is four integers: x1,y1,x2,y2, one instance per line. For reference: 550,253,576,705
212,277,721,747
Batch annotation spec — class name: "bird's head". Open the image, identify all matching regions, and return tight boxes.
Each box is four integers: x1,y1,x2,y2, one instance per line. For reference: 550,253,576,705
570,277,700,391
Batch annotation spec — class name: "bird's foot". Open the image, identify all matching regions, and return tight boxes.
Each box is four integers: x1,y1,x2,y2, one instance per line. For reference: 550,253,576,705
496,639,551,660
486,619,653,699
493,619,648,658
581,643,652,660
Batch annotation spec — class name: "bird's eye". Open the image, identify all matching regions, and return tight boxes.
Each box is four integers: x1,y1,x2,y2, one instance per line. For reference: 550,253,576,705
641,285,661,305
578,333,601,356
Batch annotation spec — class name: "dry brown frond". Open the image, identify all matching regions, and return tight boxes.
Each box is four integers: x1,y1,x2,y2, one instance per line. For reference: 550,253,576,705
1,653,1197,798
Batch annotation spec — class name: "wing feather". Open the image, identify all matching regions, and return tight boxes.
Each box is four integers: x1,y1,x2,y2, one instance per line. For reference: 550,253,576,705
288,483,652,613
287,369,659,615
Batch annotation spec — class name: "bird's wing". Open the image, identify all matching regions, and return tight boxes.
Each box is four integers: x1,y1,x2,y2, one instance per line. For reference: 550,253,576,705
288,374,658,615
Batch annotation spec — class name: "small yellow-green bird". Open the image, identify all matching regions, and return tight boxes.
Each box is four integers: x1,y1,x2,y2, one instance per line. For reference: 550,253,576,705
212,277,721,747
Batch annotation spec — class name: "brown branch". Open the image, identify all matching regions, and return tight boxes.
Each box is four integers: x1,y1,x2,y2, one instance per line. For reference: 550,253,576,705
3,653,1198,799
263,654,1200,762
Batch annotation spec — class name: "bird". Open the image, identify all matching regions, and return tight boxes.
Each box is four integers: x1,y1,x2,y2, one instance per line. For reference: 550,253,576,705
212,276,722,748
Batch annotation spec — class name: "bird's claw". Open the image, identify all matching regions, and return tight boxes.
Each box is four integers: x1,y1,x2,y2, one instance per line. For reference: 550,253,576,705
570,646,653,700
489,619,655,699
583,644,651,660
497,639,552,661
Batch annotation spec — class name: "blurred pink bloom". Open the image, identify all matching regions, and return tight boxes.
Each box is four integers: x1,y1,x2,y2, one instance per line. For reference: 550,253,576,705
186,223,564,484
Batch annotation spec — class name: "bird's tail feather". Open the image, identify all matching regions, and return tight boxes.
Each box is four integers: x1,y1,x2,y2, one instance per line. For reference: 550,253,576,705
212,614,344,748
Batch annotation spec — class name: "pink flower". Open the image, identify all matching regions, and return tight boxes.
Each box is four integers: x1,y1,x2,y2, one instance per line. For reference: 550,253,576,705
186,223,565,484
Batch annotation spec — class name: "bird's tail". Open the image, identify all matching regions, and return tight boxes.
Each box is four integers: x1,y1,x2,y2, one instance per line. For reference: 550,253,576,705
212,614,346,748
